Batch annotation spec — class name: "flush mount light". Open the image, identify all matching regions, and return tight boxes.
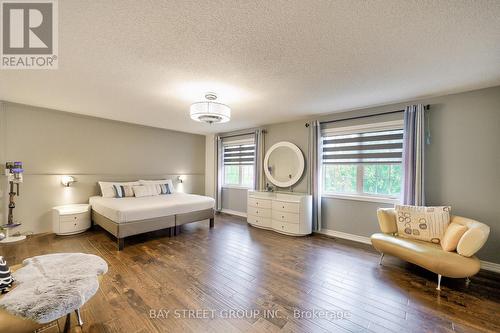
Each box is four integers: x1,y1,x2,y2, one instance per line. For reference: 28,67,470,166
190,93,231,124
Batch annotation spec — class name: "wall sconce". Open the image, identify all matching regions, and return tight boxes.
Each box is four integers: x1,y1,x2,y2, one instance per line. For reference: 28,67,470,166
61,175,76,187
177,175,185,183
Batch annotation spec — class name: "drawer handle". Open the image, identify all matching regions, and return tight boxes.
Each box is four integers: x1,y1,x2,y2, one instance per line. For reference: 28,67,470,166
281,215,284,219
256,202,259,205
74,216,77,219
282,205,285,209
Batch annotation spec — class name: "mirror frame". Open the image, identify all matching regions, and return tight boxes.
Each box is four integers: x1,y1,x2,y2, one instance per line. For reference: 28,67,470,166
263,141,305,188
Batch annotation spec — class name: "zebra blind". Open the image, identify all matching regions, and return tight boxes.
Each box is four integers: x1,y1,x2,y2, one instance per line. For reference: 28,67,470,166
322,128,403,164
223,143,255,165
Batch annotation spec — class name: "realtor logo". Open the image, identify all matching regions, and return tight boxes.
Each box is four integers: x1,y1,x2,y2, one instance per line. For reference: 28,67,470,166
1,0,58,69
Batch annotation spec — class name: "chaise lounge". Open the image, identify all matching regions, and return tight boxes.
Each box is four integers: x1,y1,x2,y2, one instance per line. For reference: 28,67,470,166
371,208,490,290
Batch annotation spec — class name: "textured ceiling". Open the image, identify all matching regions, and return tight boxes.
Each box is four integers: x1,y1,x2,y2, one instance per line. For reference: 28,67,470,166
1,0,499,134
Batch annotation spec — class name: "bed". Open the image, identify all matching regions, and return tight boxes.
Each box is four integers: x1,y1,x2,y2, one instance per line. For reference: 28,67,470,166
89,193,215,250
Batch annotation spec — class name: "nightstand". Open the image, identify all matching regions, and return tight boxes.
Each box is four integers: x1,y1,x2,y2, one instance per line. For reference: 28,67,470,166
52,204,91,235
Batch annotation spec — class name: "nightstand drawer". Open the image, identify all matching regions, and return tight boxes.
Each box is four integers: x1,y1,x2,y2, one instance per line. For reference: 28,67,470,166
272,201,300,213
60,212,88,223
248,197,272,209
247,206,271,218
272,220,300,234
247,215,272,228
60,218,89,234
272,210,299,224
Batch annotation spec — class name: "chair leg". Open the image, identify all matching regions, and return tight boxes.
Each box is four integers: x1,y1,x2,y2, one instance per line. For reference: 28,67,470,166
75,308,84,326
378,253,384,265
466,277,471,287
436,274,442,291
209,217,215,228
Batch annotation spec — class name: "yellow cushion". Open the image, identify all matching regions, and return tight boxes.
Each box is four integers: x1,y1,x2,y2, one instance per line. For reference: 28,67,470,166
441,223,467,252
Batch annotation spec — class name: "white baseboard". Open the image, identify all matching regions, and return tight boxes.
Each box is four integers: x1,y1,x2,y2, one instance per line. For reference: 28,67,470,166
317,228,371,244
480,261,500,274
220,209,247,218
317,228,500,274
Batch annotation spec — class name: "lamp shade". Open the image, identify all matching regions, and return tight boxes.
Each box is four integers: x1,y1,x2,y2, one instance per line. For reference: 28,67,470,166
190,101,231,124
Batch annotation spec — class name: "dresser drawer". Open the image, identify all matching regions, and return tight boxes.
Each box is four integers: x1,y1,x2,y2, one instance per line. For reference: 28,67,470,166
247,206,272,218
247,215,272,228
272,210,299,224
248,197,272,209
272,201,300,214
272,220,300,234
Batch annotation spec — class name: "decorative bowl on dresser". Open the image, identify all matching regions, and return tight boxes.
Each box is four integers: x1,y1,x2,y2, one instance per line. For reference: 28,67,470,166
52,204,91,235
247,190,312,236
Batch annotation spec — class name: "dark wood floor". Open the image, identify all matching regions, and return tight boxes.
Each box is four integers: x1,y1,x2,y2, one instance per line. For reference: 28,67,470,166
1,214,500,333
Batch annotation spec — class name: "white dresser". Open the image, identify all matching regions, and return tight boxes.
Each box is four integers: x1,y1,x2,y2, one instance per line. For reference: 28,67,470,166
247,191,312,236
52,204,91,235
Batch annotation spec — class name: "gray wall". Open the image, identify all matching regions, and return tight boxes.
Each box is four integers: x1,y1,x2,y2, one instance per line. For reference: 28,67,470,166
0,102,206,234
221,188,248,214
219,86,500,263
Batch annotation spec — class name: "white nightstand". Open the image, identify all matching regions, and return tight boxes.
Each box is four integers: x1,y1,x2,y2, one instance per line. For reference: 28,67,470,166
52,204,91,235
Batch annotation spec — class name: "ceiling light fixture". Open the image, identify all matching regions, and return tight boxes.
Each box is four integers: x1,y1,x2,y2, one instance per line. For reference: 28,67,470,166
190,93,231,124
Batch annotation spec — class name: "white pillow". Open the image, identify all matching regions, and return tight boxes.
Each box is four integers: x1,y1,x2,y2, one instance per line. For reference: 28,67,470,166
139,179,175,193
98,181,140,198
133,184,159,197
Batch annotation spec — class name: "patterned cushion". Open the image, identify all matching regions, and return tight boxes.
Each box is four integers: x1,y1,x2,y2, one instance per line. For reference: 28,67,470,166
159,183,172,194
113,185,134,198
395,205,451,244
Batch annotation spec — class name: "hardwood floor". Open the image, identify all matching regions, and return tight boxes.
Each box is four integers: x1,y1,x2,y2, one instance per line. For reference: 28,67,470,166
1,213,500,333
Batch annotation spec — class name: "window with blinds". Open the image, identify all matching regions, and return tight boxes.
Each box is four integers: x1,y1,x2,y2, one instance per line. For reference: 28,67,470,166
222,142,255,188
223,144,255,165
322,129,404,164
321,121,403,200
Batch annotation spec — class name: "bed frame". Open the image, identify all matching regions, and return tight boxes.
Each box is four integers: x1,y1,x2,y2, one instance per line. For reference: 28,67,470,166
92,208,215,250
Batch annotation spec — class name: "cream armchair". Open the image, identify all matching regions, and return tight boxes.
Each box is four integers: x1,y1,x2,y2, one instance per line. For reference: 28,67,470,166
371,208,490,290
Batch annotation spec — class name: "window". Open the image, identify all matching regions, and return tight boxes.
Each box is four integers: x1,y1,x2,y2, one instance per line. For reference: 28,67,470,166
223,141,255,188
322,121,403,201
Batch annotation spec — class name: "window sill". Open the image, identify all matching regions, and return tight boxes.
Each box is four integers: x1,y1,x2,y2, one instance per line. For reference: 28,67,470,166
322,193,400,205
222,186,253,190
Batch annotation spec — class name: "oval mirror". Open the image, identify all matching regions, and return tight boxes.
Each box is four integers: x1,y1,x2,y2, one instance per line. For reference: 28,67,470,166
264,141,305,188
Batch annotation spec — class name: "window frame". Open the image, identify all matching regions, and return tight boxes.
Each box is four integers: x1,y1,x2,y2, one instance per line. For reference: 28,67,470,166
321,120,403,204
222,138,256,190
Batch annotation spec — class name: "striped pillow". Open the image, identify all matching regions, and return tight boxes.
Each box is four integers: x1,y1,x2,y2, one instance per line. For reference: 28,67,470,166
159,183,172,195
113,185,134,198
0,256,13,293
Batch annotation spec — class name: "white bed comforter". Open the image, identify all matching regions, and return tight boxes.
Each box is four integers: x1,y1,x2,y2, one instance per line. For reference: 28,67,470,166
89,193,215,223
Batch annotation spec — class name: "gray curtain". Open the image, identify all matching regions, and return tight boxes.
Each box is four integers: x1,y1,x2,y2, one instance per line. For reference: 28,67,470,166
308,120,322,232
215,135,223,211
254,129,265,191
402,104,425,206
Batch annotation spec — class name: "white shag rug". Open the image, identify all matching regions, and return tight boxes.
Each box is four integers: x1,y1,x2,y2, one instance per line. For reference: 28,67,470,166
0,253,108,323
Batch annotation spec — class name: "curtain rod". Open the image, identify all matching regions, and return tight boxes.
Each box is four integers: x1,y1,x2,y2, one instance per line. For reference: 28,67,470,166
312,104,430,127
218,131,256,139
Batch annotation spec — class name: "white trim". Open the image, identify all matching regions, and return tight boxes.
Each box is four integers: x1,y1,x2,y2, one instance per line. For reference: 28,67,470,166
480,261,500,274
221,209,247,218
322,193,399,205
318,229,500,273
317,228,371,244
322,120,404,136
